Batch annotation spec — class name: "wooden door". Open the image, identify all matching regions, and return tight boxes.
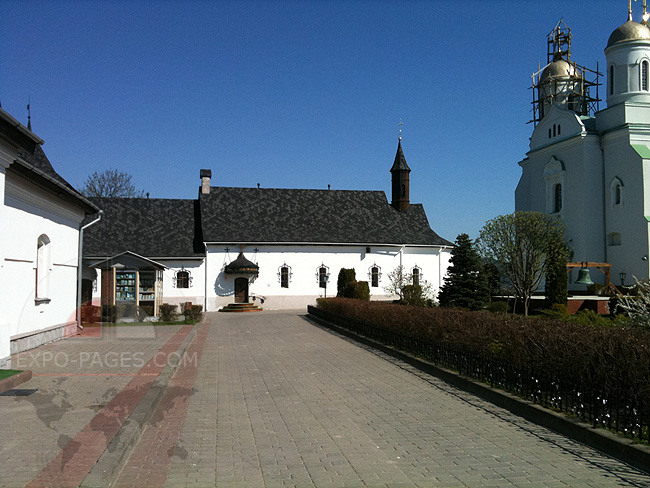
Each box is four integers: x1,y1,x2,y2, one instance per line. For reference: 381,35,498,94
234,278,249,303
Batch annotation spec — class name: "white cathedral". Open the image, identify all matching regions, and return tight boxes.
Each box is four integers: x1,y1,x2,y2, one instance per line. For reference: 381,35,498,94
516,7,650,288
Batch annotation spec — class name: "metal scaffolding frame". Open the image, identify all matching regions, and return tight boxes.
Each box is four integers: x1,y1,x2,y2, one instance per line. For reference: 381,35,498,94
529,20,601,126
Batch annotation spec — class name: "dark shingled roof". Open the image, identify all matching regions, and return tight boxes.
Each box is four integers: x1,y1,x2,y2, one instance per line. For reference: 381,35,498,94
84,197,204,258
390,140,411,172
0,108,97,213
199,187,451,246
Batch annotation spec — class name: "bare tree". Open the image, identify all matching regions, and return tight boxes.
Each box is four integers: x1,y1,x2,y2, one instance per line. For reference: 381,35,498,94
81,169,145,198
477,212,565,316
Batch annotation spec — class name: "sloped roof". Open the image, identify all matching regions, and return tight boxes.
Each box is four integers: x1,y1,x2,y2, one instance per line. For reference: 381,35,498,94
391,139,411,172
84,197,204,258
199,187,451,246
0,108,97,213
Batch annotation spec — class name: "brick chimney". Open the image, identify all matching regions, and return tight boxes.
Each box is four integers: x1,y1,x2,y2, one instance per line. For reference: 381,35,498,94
200,169,211,195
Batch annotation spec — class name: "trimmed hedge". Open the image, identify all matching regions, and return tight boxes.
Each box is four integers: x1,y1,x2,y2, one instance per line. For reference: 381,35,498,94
316,298,650,401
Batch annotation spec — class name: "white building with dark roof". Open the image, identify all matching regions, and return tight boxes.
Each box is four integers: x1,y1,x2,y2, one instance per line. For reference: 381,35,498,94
84,139,453,313
516,10,650,288
0,107,98,367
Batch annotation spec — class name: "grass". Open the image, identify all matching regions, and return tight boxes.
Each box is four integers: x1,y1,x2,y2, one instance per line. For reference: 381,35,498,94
0,370,23,381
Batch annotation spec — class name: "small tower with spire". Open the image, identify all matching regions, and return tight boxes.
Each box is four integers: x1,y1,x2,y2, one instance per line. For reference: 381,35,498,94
390,135,411,211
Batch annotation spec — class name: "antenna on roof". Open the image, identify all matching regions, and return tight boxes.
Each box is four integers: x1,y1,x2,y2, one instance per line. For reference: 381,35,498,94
398,118,404,140
27,96,32,131
629,0,634,21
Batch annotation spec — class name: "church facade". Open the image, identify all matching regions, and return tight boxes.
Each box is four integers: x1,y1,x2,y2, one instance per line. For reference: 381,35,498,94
516,10,650,287
84,140,453,314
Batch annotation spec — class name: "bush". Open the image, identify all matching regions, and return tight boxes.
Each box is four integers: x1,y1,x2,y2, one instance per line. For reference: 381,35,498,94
158,303,178,322
349,281,370,300
315,297,650,402
402,284,425,306
101,304,117,323
184,304,203,323
337,268,357,297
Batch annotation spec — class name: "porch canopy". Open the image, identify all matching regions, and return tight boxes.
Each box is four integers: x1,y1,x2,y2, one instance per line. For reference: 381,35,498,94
224,252,259,276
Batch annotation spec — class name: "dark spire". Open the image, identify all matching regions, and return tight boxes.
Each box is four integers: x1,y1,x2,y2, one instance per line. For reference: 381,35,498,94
27,101,31,131
391,138,411,172
390,138,411,211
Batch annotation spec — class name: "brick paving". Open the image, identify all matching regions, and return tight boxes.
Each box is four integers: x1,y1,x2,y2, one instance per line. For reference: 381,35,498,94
2,312,650,487
128,311,650,487
0,324,190,488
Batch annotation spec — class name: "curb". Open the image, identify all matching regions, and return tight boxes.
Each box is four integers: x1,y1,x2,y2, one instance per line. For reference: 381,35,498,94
0,370,32,395
305,312,650,476
79,321,202,488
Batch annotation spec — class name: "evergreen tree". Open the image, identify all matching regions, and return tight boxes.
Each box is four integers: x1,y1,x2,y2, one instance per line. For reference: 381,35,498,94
438,233,490,310
545,230,569,307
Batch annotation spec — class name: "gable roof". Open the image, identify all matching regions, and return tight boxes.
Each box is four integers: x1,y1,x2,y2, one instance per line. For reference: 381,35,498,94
84,197,204,258
0,108,97,214
199,187,451,246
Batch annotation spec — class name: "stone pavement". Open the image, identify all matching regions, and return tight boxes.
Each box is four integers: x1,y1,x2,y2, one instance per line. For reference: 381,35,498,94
1,311,650,487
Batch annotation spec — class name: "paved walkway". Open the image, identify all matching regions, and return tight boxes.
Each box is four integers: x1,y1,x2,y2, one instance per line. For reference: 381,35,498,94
1,311,650,487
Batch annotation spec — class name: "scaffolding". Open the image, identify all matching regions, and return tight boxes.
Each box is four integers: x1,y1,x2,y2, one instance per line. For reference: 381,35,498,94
529,20,601,125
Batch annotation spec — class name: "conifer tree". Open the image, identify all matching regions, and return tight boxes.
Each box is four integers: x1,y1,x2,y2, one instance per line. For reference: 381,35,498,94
438,233,490,310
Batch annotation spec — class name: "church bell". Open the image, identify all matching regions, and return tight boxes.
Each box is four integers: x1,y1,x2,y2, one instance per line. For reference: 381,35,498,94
575,267,594,285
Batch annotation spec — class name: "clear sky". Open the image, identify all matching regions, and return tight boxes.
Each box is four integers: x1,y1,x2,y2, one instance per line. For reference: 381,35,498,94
0,0,633,241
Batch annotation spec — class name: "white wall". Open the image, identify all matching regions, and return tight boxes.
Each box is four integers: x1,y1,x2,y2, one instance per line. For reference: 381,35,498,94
158,259,205,307
204,244,451,311
1,170,85,364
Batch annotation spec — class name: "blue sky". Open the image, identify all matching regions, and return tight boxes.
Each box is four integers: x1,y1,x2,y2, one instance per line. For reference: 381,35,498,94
0,0,631,240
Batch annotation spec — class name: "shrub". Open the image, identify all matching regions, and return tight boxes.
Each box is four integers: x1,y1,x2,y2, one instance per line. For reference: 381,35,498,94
402,284,425,306
158,303,178,322
586,282,605,296
350,281,370,300
184,304,203,323
315,297,650,402
337,268,357,297
101,304,117,323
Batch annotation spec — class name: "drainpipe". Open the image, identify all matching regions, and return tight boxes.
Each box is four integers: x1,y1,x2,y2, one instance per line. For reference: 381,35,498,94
77,210,103,329
204,242,208,312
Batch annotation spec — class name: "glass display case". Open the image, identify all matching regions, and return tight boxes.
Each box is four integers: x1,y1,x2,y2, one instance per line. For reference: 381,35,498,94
115,272,136,300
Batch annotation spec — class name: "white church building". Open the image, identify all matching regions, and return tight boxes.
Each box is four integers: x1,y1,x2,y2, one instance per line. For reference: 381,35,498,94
83,139,453,314
516,9,650,288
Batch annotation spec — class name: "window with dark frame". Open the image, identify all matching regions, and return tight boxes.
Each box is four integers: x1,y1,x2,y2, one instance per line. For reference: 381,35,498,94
412,268,420,286
319,267,327,288
554,183,563,213
371,266,379,288
281,266,289,288
176,270,190,288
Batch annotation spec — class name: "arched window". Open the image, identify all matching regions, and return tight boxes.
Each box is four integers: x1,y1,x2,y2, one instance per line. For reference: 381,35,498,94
316,264,330,289
176,271,189,288
278,264,292,288
368,265,381,288
553,124,556,137
642,60,649,91
401,184,406,197
548,128,552,138
412,267,420,286
610,177,624,207
36,234,51,302
610,65,615,95
557,124,561,135
554,183,563,213
174,268,192,288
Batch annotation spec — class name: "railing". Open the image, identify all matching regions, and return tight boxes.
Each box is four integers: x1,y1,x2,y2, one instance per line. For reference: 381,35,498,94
308,305,649,443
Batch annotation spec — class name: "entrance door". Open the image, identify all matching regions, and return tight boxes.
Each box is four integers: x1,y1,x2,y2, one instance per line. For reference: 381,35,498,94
234,277,249,303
